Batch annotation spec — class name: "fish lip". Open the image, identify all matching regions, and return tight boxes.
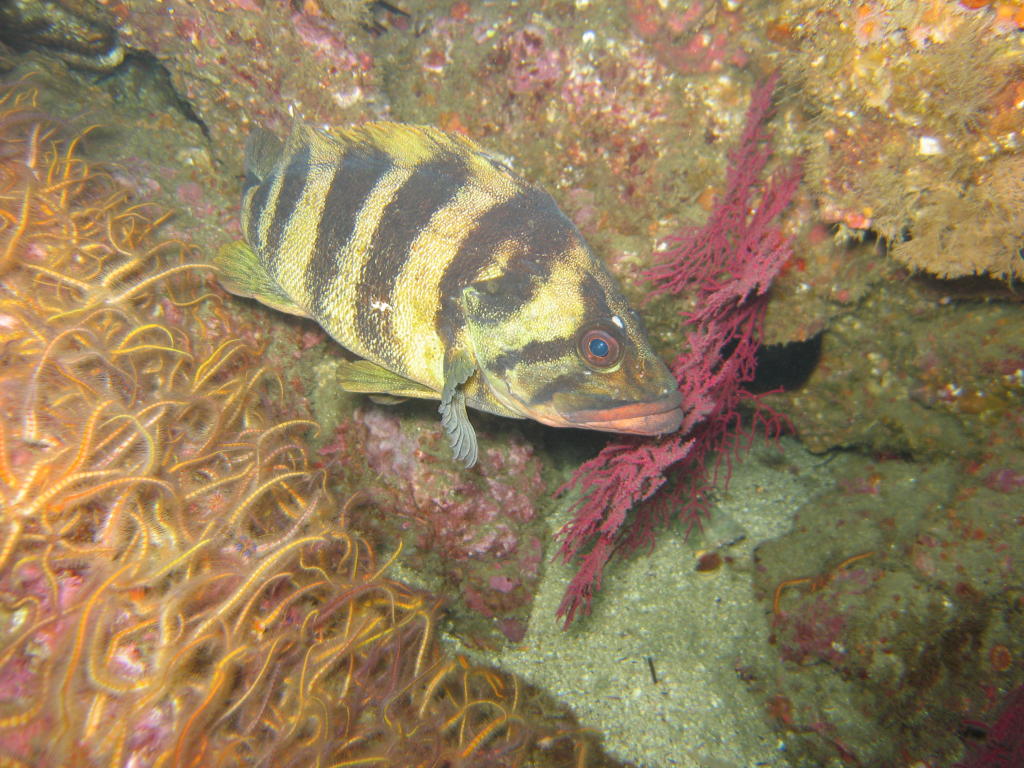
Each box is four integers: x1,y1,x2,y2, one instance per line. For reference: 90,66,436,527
562,392,684,435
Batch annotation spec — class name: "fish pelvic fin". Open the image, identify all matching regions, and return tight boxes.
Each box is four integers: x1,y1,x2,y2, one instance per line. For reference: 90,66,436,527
439,349,479,469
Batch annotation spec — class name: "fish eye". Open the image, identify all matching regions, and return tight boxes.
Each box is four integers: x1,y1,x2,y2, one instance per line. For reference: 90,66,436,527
578,326,622,369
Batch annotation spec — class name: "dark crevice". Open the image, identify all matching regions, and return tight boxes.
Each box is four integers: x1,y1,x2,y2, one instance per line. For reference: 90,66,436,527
123,49,210,140
749,334,823,394
92,48,210,141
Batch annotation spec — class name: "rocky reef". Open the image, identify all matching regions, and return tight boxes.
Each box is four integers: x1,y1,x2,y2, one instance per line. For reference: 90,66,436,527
1,0,1022,767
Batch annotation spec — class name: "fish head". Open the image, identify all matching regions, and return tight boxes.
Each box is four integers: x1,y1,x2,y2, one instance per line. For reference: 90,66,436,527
462,247,683,436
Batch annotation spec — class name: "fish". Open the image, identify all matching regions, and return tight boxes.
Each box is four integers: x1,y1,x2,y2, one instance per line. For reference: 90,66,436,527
215,120,683,468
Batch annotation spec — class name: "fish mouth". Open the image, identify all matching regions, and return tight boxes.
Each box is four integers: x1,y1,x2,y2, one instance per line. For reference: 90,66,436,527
561,391,684,435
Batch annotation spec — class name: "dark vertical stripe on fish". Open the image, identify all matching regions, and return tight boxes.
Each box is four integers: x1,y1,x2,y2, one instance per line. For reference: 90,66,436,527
354,151,472,365
436,186,577,341
265,144,312,277
307,145,394,318
576,271,610,318
242,171,261,200
247,177,274,252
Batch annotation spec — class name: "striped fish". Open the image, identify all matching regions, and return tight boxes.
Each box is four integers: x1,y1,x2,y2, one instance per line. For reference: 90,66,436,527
216,121,683,467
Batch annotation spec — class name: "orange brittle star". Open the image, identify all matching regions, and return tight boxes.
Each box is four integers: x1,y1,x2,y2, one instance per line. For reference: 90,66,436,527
772,551,876,615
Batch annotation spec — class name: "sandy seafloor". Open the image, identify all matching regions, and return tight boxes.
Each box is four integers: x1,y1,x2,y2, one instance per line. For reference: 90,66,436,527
474,437,833,768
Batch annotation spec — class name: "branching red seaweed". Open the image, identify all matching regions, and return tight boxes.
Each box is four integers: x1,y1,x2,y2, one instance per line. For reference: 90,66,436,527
556,72,802,626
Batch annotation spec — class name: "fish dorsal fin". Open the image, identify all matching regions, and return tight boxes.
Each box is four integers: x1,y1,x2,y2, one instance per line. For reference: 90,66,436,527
244,127,283,182
317,122,525,201
336,359,440,400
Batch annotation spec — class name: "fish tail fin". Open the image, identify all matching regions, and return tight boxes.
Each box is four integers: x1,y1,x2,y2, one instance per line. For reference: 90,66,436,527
244,126,283,184
214,240,309,318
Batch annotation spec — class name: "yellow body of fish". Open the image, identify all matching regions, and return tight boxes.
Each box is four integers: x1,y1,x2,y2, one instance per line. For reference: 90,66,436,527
216,120,682,467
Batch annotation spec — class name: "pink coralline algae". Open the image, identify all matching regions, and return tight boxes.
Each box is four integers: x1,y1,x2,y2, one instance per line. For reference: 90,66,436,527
627,0,748,74
774,596,849,668
503,25,564,94
958,682,1024,768
983,467,1024,493
556,73,801,626
335,407,547,641
290,10,372,72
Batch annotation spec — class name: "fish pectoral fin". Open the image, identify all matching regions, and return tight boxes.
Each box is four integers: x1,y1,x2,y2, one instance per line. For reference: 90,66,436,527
336,359,440,400
214,241,310,318
439,350,479,469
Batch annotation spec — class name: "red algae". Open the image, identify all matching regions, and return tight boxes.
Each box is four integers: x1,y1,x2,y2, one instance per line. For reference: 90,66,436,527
556,73,799,626
958,683,1024,768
